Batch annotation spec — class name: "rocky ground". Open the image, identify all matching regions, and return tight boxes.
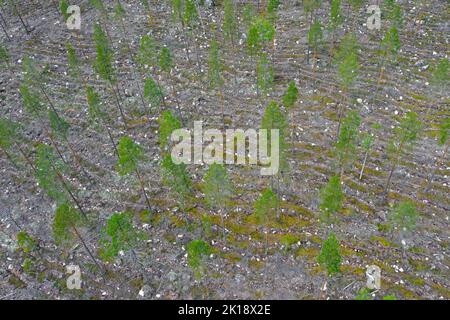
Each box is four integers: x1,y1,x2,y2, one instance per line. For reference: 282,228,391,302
0,0,448,299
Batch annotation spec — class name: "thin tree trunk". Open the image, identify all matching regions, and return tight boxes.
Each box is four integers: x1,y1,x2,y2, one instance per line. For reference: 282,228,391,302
71,225,103,272
359,149,370,180
135,167,151,209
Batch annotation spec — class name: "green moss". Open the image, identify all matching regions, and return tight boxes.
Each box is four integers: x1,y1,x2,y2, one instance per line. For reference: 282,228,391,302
295,247,319,262
220,251,242,263
8,275,26,288
371,235,394,247
248,259,265,270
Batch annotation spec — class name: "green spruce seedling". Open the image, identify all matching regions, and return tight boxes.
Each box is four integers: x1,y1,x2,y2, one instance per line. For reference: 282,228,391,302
116,136,151,208
384,112,422,198
59,0,70,21
256,53,273,97
159,46,181,109
158,110,181,154
308,19,323,68
389,201,420,242
0,118,20,169
334,33,359,138
66,42,80,79
203,163,233,242
253,188,278,254
35,143,87,217
359,123,382,180
144,77,165,111
187,239,211,279
208,36,227,125
319,175,343,224
53,202,102,271
282,80,299,153
99,211,145,262
424,117,449,193
223,0,238,47
17,231,38,253
161,155,192,219
335,110,361,178
261,101,289,200
317,231,341,295
93,23,128,130
0,44,10,67
328,0,343,64
377,26,400,95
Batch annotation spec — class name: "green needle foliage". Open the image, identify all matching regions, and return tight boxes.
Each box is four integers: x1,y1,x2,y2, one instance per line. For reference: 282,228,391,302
208,37,223,90
267,0,280,21
385,111,422,194
22,56,42,86
359,123,381,179
247,24,260,57
388,3,403,29
159,47,174,73
187,239,211,278
431,58,449,93
0,44,10,67
261,101,288,173
183,0,198,27
90,0,105,11
93,23,115,83
308,20,323,60
335,110,361,176
35,143,67,204
20,84,44,116
52,202,82,246
319,175,343,223
59,0,70,20
158,110,181,149
17,231,38,253
334,33,358,64
247,16,275,57
0,118,19,151
282,80,298,110
336,34,359,90
203,163,233,209
137,34,158,68
116,136,144,176
171,0,183,23
329,0,343,31
66,42,80,79
381,26,400,60
223,0,238,45
144,77,164,110
338,51,359,90
114,1,126,20
253,188,278,226
99,211,145,261
355,288,372,300
203,163,233,239
86,86,106,127
161,154,192,211
389,201,420,233
317,231,341,276
438,117,449,146
256,53,273,96
242,3,256,28
49,110,70,141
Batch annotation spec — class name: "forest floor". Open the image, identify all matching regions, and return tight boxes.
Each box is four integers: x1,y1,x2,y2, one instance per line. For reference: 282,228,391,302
0,0,448,299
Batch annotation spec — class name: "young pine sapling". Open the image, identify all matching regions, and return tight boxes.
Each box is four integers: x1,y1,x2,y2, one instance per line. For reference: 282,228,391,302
203,163,233,242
